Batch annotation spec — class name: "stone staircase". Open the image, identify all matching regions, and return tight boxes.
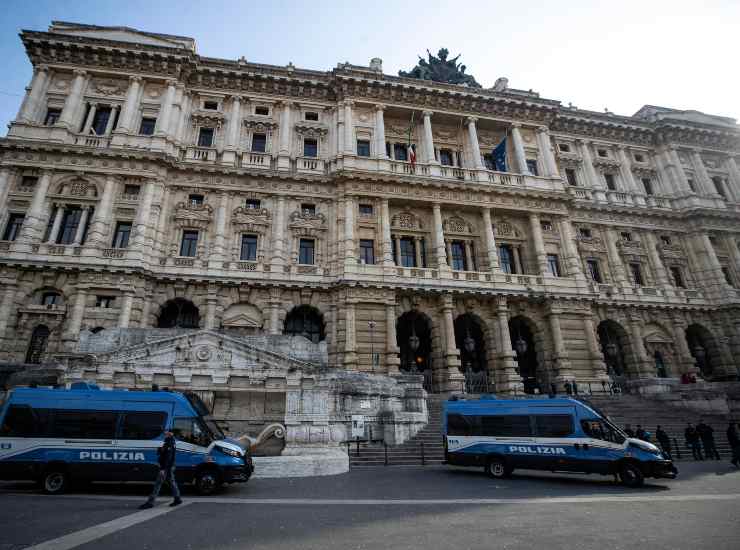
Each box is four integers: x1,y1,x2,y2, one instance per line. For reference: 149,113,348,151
349,395,445,468
585,394,735,461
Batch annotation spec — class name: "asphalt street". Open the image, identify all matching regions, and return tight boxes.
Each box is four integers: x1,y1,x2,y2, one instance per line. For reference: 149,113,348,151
1,462,739,550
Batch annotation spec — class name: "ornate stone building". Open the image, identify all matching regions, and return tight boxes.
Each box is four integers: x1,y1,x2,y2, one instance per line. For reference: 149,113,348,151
1,21,740,414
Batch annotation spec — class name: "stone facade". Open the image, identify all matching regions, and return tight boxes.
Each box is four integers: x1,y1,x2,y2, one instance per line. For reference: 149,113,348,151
1,22,740,425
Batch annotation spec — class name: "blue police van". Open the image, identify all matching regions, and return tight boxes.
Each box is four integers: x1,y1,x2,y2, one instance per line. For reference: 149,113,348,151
443,396,677,487
0,383,253,495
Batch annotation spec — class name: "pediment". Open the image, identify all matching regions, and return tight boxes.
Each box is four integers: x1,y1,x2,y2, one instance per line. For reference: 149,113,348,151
50,24,194,51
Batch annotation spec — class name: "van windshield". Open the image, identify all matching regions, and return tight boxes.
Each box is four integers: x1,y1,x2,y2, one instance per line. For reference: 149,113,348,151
581,418,626,444
202,416,225,440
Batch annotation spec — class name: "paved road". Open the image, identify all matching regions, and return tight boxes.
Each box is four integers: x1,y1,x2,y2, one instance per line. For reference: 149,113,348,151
1,462,739,550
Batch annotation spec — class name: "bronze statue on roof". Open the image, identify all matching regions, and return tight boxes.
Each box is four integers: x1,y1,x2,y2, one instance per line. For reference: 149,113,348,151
398,48,481,88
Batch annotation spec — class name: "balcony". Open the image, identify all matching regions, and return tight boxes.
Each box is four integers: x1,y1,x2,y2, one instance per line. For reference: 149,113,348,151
241,152,272,170
184,146,217,162
296,157,325,174
74,134,111,148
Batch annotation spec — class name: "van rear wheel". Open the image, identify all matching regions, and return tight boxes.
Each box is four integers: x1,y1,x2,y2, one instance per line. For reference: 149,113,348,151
195,470,220,496
619,462,644,488
41,469,68,495
485,458,512,479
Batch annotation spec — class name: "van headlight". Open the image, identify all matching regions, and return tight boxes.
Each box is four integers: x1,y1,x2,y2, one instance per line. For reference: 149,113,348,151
216,445,243,458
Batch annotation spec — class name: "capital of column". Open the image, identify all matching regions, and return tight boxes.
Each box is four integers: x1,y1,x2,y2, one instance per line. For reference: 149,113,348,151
344,99,355,107
466,116,478,125
536,125,550,134
422,110,434,118
375,104,386,112
495,295,508,310
164,78,178,88
72,69,87,77
35,64,50,75
129,75,143,83
510,122,522,129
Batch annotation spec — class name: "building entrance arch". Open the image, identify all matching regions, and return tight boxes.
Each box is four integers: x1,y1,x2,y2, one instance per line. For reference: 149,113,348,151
685,324,720,378
284,305,325,343
597,320,632,378
157,298,200,328
509,316,538,394
26,325,50,364
454,313,487,373
397,310,432,373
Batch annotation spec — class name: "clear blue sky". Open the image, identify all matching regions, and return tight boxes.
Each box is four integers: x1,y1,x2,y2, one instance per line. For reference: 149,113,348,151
1,0,738,133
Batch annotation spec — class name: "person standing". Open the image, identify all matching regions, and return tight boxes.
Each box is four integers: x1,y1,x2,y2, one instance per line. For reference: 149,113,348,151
140,430,183,509
656,425,672,460
696,420,721,460
635,425,648,442
685,423,703,461
727,422,740,469
624,424,635,438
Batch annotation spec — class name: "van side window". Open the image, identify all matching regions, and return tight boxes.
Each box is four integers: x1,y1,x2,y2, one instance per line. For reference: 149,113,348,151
581,419,625,444
480,415,532,437
50,410,118,439
447,414,472,436
120,412,167,440
534,415,574,437
1,405,35,436
172,417,211,447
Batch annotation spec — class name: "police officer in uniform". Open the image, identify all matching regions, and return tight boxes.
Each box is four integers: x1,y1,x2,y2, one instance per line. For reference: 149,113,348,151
140,431,182,509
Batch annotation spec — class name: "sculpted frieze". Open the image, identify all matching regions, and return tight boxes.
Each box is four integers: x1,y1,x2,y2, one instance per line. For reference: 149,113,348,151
232,206,271,229
443,215,474,235
392,210,423,231
91,78,128,97
173,201,213,229
289,209,326,229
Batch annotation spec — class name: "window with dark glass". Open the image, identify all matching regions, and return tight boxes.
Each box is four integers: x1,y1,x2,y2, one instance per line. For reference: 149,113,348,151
385,142,391,158
189,194,204,206
620,232,632,242
2,213,25,241
139,117,156,135
534,415,574,437
119,412,166,440
587,259,602,283
498,245,515,274
96,296,115,308
240,234,258,261
91,106,112,135
439,149,454,166
180,230,199,257
172,417,211,447
597,149,608,158
304,111,319,121
399,237,416,267
687,179,696,192
480,415,533,437
359,239,375,265
540,220,553,232
251,133,267,152
50,410,118,439
123,184,140,197
203,101,218,110
722,267,735,287
634,153,645,163
712,177,727,199
356,139,371,157
565,168,577,186
198,127,214,147
450,241,466,270
112,222,131,248
547,254,561,277
559,143,571,153
301,203,316,215
629,263,643,286
0,405,49,437
605,173,616,190
393,143,408,161
41,292,60,306
44,108,61,126
246,199,261,209
526,159,539,176
255,106,269,116
303,138,318,157
58,207,83,245
20,175,38,191
670,266,685,288
642,178,654,195
579,227,592,239
660,235,671,246
299,238,315,264
359,204,373,215
483,153,495,171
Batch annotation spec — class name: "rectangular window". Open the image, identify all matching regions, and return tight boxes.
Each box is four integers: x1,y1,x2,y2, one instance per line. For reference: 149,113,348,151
534,415,574,437
359,204,373,215
559,143,571,153
189,194,204,206
96,296,115,308
385,142,392,158
112,222,131,248
587,259,602,283
254,106,269,116
246,199,261,209
400,237,416,268
540,220,553,232
480,415,533,438
439,149,454,166
498,245,515,274
597,149,608,158
526,159,539,176
0,405,49,437
393,143,408,161
251,133,267,153
123,184,140,197
180,230,199,257
547,254,561,277
605,173,616,190
2,213,25,241
198,127,214,147
670,266,685,288
20,175,38,192
42,292,59,306
356,139,371,157
722,267,735,287
687,178,696,192
91,106,112,135
642,178,654,196
660,235,671,246
304,111,319,121
634,153,645,163
203,101,218,110
359,239,375,265
565,168,577,186
50,410,118,439
299,238,315,265
450,241,466,271
301,203,316,215
629,263,643,286
620,232,632,242
240,234,258,261
579,228,592,239
44,108,61,126
483,153,495,171
119,412,166,440
446,414,473,437
139,117,156,135
58,208,83,245
303,138,318,158
712,177,727,199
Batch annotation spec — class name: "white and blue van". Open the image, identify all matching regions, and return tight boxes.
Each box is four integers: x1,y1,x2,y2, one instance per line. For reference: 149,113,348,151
0,383,253,495
443,396,677,487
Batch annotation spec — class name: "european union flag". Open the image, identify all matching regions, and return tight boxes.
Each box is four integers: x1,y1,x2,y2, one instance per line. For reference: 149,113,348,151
492,137,507,172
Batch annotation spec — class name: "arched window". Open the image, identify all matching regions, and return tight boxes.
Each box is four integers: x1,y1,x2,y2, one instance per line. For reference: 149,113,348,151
284,306,325,344
26,325,50,364
40,292,61,307
157,299,200,329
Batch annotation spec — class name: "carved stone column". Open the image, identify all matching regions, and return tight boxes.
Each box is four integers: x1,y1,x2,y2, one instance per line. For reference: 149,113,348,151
72,206,91,245
374,105,387,158
582,311,609,382
225,95,242,150
86,174,118,249
670,315,697,376
17,170,53,245
414,237,423,268
344,300,358,369
380,199,393,266
0,283,17,346
528,213,549,276
205,289,218,330
271,196,286,269
536,126,558,177
643,232,670,289
493,296,522,393
115,76,143,134
17,65,49,123
0,169,12,216
616,145,639,193
154,79,177,137
464,240,474,271
546,302,573,383
668,147,693,194
104,105,119,136
211,192,231,262
46,204,64,244
81,102,98,135
58,69,87,130
277,102,292,169
385,301,400,375
344,196,356,265
422,111,437,164
439,295,463,392
118,292,134,328
343,100,354,155
576,138,600,189
268,288,282,335
64,289,87,349
131,180,157,256
432,203,449,272
481,208,500,272
510,123,530,175
690,149,714,196
604,229,628,288
466,117,485,169
724,156,740,199
559,218,585,280
629,316,651,378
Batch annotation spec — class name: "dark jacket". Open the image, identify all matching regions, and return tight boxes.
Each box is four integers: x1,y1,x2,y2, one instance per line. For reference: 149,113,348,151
157,435,177,470
728,425,739,447
696,423,714,443
624,428,635,438
685,426,699,443
656,429,670,447
635,428,648,441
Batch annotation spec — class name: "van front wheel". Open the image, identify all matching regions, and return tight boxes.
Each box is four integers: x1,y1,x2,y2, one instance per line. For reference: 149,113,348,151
486,458,512,479
619,463,644,488
195,470,220,496
41,469,68,495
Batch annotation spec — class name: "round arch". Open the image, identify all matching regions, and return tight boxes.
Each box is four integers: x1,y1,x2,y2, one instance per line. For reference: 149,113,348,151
51,174,102,198
397,310,433,372
454,313,488,373
157,298,201,328
26,325,51,364
597,320,634,378
509,315,539,394
685,324,720,377
284,305,325,343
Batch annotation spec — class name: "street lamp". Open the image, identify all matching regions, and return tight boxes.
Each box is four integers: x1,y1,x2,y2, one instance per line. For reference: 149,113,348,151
368,319,377,367
408,318,420,372
463,325,476,393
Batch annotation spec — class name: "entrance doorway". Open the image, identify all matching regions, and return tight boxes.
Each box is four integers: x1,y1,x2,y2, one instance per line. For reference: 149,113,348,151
397,311,432,374
509,316,538,394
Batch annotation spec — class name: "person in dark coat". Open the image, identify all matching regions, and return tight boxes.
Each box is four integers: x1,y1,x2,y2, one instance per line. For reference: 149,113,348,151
624,424,635,438
727,422,740,469
696,420,721,460
655,425,672,459
635,425,648,442
685,423,703,461
140,431,182,509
